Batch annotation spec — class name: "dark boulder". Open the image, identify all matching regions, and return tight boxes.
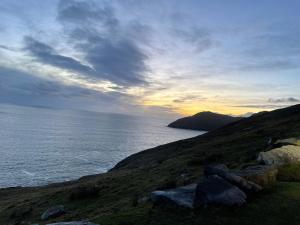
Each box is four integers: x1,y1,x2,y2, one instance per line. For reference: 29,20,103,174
151,184,196,209
41,205,66,220
204,164,262,193
194,175,246,207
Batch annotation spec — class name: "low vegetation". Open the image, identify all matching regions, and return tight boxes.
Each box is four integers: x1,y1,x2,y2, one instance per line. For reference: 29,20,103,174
278,163,300,181
1,104,300,225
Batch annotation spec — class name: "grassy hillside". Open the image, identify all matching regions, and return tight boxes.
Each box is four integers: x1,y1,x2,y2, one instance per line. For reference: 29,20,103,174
1,104,300,225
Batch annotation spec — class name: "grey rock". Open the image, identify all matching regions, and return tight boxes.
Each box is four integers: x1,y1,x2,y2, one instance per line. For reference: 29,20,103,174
205,164,262,192
204,164,229,175
41,205,66,220
45,222,99,225
194,175,247,207
151,184,197,208
235,165,278,187
258,145,300,165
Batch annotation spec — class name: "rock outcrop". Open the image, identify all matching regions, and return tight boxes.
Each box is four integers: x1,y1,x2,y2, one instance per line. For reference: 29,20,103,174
151,184,196,208
205,165,262,193
41,205,66,220
194,175,247,207
151,164,266,209
258,145,300,165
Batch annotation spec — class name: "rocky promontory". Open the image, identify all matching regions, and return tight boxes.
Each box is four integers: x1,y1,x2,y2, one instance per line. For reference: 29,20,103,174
168,111,243,131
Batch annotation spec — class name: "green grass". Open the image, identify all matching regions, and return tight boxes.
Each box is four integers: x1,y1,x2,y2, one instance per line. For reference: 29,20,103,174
95,182,300,225
278,163,300,181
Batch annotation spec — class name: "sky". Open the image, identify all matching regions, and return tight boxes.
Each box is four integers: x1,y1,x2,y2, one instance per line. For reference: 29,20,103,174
0,0,300,117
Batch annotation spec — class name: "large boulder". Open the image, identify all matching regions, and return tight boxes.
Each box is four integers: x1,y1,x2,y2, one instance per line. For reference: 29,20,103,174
258,145,300,165
194,175,247,207
151,184,196,209
41,205,66,220
204,165,262,192
235,165,278,187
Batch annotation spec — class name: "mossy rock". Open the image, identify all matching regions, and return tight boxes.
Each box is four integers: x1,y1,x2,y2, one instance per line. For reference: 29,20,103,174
278,163,300,181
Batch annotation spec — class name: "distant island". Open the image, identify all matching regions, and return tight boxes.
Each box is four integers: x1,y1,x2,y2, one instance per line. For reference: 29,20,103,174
168,111,243,131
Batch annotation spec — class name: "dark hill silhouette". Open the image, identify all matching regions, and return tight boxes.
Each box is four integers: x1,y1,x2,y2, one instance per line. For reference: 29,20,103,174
168,111,243,131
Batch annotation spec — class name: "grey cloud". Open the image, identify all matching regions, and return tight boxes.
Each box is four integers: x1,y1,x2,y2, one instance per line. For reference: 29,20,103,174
246,31,300,57
231,104,290,109
231,97,300,109
54,0,149,86
0,66,94,98
0,66,138,112
173,95,206,103
82,37,148,86
57,0,118,28
172,27,215,52
239,23,300,71
268,97,300,103
239,60,299,71
24,36,94,74
0,45,15,51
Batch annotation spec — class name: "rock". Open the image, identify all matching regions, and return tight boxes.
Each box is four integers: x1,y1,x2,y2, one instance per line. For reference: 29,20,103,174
258,145,300,165
41,205,66,220
236,165,278,187
204,164,229,175
194,175,246,207
151,184,197,208
204,164,262,192
275,138,300,146
45,222,99,225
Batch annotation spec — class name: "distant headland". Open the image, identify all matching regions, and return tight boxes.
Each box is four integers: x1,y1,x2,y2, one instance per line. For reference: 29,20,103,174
168,111,243,131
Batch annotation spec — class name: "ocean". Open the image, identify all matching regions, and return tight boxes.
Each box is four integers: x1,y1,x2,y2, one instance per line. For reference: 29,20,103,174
0,104,203,188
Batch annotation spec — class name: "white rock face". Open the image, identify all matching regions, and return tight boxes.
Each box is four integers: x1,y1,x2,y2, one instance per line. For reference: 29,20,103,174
258,145,300,165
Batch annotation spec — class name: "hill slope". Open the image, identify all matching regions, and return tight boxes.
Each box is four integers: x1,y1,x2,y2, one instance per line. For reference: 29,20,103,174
1,104,300,225
168,111,243,131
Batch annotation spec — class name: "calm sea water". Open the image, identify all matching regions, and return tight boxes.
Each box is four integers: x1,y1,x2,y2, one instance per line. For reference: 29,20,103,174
0,104,203,188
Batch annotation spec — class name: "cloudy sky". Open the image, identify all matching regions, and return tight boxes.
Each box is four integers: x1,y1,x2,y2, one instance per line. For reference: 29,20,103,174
0,0,300,117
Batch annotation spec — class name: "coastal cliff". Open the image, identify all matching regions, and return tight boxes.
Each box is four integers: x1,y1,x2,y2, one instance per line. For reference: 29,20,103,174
1,104,300,225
